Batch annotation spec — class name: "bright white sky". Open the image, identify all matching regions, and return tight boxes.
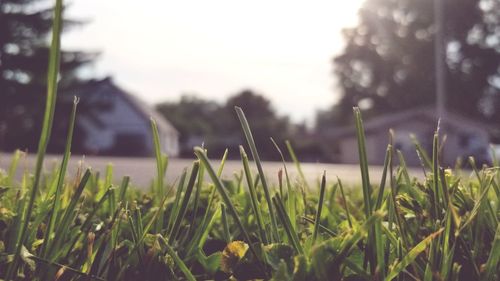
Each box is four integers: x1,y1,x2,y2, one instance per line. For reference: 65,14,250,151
62,0,364,124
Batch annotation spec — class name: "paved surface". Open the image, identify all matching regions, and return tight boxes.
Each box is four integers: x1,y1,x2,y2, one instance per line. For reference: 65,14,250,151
0,154,425,188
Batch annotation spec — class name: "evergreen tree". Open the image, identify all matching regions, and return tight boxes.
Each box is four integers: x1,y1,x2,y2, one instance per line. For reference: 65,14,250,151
0,0,96,151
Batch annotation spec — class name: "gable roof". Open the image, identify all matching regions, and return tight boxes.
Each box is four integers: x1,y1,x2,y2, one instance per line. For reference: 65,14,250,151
326,106,491,139
70,77,178,136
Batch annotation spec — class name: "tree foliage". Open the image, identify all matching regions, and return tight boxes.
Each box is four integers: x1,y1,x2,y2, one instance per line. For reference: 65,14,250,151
323,0,500,128
0,0,96,151
157,90,293,159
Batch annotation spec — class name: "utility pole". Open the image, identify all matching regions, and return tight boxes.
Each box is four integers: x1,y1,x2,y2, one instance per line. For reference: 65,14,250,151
434,0,447,121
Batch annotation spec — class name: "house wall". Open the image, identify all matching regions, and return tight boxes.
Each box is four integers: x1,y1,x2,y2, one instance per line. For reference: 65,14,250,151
77,84,179,157
390,120,490,166
441,125,490,166
339,134,387,165
78,117,115,152
338,120,433,166
79,93,153,155
390,122,433,166
338,119,490,166
338,137,358,164
161,131,180,157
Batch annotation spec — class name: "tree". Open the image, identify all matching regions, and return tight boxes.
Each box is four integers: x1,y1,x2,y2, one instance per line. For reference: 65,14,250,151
157,90,293,160
156,95,226,157
325,0,500,128
224,89,291,157
0,0,96,151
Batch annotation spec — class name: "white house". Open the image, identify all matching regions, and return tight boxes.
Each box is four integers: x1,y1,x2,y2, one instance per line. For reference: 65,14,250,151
71,77,179,157
324,107,491,166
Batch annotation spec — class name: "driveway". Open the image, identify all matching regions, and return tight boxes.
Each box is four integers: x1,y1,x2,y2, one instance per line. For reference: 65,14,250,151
0,154,425,189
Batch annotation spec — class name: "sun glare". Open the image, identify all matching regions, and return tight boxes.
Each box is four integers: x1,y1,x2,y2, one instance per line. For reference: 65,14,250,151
64,0,365,122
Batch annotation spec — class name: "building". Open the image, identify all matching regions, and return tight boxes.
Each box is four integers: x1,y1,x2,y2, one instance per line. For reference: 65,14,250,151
71,77,179,157
325,107,491,166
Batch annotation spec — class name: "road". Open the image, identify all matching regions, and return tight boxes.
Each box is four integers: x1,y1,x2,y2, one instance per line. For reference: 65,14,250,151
0,154,425,188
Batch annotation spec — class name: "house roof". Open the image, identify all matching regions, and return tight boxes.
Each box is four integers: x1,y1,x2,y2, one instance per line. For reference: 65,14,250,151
69,77,179,136
325,106,491,139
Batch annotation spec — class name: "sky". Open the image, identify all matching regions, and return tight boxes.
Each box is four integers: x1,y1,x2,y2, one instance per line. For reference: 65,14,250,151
62,0,364,124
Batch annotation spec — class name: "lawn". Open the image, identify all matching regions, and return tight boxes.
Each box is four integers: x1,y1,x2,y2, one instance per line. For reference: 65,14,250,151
1,0,499,280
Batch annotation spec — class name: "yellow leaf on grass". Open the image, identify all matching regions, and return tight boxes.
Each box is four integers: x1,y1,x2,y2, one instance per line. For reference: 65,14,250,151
221,241,249,273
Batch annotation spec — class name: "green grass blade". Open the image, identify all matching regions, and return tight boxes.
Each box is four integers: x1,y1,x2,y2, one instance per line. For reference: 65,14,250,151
104,164,113,191
6,0,64,278
374,218,386,279
150,118,166,232
301,216,336,237
6,150,22,186
373,144,390,279
480,224,500,281
116,191,172,279
118,175,130,204
159,236,196,281
353,107,378,275
353,107,372,218
388,154,411,254
285,140,310,190
186,201,221,258
311,212,384,280
169,161,200,244
439,212,455,280
27,250,106,281
40,96,79,258
194,147,261,260
270,138,296,232
312,172,326,245
240,145,267,244
374,144,392,211
151,118,165,197
196,208,222,251
186,162,205,239
235,106,279,242
88,207,122,277
167,168,187,234
217,148,229,177
186,185,217,257
337,177,353,229
410,134,432,169
273,194,304,255
384,228,444,281
458,179,492,232
335,211,385,263
221,203,231,243
6,194,25,253
63,188,113,259
432,129,441,219
344,258,371,280
48,169,92,259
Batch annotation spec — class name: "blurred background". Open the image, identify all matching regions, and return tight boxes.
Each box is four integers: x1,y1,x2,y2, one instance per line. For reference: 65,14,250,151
1,0,499,165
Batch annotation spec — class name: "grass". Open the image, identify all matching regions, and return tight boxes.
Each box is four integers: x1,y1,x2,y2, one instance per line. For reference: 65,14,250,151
0,0,499,280
1,113,499,281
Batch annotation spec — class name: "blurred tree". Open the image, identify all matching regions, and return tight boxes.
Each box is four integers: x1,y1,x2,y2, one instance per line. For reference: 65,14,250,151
157,90,294,160
0,0,96,151
224,89,292,158
323,0,500,128
156,95,225,157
